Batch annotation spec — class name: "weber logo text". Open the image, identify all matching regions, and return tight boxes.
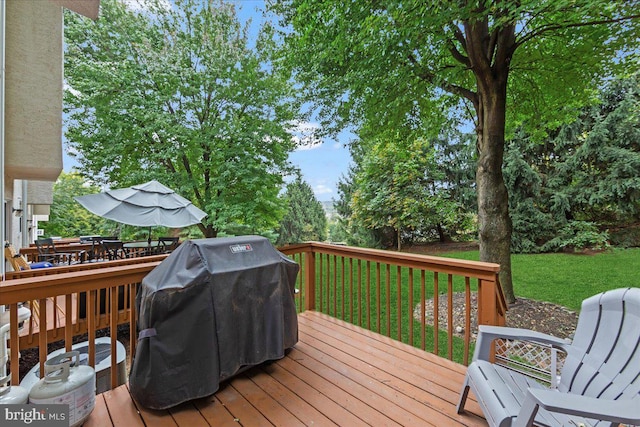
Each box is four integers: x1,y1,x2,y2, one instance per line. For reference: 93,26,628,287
230,244,253,253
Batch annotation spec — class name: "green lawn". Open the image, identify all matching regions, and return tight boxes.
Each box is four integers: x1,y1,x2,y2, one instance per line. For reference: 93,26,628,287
440,247,640,311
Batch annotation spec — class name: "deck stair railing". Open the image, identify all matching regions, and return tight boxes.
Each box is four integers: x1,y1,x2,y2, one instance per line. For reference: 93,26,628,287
1,242,506,394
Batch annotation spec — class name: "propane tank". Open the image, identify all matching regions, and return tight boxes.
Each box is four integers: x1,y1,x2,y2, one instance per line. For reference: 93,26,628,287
28,351,96,427
0,374,29,404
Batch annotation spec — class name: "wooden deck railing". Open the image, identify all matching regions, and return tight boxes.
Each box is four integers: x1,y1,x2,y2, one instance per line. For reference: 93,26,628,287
5,255,169,351
280,242,506,364
1,257,165,389
1,241,505,395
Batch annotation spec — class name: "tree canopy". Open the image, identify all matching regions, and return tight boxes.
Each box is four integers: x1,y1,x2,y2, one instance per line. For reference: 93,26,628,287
64,0,306,237
351,136,461,250
268,0,640,302
43,172,112,238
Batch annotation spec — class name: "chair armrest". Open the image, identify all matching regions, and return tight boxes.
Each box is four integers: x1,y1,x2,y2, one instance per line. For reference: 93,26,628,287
473,325,571,362
513,388,640,427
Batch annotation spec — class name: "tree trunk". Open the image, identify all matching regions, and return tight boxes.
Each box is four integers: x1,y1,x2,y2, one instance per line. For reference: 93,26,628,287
396,227,402,251
475,80,515,304
436,223,446,242
199,223,218,238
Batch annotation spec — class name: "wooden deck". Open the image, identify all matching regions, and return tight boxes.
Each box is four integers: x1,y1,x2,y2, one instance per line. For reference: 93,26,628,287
85,311,486,426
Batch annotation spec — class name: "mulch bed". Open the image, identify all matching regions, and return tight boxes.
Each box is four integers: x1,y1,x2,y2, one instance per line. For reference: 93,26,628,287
414,292,579,341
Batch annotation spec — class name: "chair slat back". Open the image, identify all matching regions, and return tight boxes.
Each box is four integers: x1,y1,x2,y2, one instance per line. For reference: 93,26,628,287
102,240,126,260
4,244,30,271
35,238,54,254
559,288,640,403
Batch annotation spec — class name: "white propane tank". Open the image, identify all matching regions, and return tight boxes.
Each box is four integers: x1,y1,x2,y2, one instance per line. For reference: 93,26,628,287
28,351,96,427
0,374,29,404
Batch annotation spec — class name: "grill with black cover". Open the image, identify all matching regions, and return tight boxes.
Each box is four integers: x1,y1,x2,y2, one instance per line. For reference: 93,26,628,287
129,236,299,409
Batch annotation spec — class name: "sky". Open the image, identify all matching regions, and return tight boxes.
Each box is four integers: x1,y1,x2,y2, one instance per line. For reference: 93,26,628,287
63,0,354,203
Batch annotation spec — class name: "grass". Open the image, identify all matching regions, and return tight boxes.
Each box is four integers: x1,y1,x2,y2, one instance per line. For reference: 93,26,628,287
440,247,640,311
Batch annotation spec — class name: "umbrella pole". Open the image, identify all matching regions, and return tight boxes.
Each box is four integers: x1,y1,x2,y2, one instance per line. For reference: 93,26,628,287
148,227,152,246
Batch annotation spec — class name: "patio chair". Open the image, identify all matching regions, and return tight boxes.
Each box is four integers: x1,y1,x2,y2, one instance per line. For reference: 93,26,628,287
158,236,179,254
4,242,30,271
84,236,107,261
457,287,640,427
35,238,74,265
102,240,128,260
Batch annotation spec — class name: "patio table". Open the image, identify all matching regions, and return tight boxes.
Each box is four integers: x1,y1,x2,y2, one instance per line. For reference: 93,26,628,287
123,241,161,257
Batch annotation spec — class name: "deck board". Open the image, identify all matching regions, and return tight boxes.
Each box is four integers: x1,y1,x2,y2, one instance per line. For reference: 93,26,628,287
88,311,486,426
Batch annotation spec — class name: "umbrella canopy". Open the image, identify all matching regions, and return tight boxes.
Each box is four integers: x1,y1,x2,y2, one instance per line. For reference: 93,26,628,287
75,180,206,228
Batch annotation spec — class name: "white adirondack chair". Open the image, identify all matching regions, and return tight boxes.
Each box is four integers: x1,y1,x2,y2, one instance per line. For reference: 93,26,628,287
457,287,640,427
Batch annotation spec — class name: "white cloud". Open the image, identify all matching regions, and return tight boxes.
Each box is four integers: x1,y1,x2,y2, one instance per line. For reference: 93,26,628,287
314,184,333,195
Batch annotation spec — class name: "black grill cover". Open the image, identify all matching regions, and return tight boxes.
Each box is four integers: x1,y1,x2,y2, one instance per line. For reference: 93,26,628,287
129,236,299,409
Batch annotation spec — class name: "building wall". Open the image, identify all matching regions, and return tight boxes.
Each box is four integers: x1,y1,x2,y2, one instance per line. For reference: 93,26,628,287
4,0,63,182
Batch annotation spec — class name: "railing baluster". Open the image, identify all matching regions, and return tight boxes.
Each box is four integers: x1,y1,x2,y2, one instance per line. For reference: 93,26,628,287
10,304,20,385
38,298,47,378
110,286,118,389
319,253,324,313
65,294,73,352
304,249,315,312
396,265,402,341
349,258,354,324
386,264,391,337
421,270,426,351
341,257,345,319
357,259,361,326
366,260,371,330
333,255,338,317
448,274,454,360
464,277,471,365
409,268,414,347
434,273,439,356
130,282,137,365
88,289,96,367
376,262,381,333
326,254,331,314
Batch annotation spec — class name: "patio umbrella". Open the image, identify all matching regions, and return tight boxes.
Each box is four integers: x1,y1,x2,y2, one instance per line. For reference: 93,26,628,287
75,180,206,242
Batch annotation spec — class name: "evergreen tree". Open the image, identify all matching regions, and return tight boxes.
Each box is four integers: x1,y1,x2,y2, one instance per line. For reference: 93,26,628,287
506,74,640,252
277,176,327,245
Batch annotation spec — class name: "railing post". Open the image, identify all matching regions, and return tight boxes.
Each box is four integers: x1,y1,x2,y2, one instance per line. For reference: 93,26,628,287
477,274,505,327
304,248,316,311
478,275,506,362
